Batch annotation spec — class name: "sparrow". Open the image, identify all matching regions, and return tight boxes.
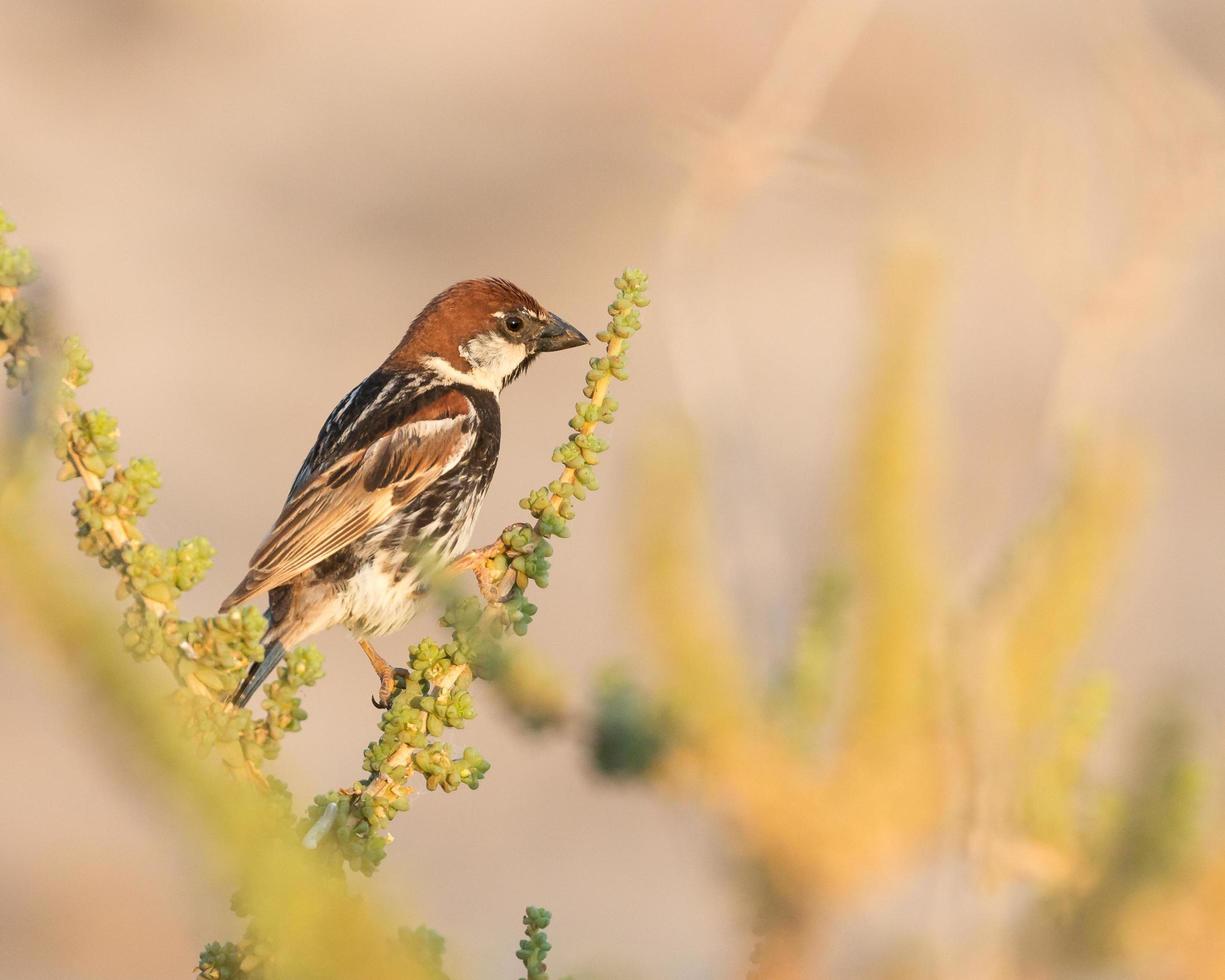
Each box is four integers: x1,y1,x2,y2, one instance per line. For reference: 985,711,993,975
220,278,587,708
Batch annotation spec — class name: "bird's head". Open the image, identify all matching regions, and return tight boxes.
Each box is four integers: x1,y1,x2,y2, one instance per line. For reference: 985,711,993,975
386,278,588,392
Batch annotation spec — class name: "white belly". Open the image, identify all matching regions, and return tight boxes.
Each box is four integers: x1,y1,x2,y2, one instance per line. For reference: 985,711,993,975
338,498,484,637
340,561,425,637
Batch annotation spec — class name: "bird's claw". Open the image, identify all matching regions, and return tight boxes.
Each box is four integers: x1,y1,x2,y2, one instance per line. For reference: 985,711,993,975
372,666,412,710
359,638,411,709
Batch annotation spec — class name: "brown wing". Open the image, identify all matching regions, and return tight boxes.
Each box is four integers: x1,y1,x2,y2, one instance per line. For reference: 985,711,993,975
220,391,475,611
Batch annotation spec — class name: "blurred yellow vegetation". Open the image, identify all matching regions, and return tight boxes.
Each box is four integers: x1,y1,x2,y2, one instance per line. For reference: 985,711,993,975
0,494,436,980
615,244,1205,979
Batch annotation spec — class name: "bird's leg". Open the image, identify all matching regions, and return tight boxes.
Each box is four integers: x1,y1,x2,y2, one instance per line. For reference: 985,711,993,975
359,638,410,709
451,524,532,603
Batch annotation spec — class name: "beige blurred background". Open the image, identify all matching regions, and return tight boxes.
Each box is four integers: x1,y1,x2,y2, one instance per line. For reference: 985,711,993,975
2,0,1224,977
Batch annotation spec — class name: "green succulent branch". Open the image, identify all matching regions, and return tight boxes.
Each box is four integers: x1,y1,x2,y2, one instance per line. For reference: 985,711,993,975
302,270,651,875
517,906,557,979
397,926,450,980
0,209,38,387
0,211,326,789
57,341,325,780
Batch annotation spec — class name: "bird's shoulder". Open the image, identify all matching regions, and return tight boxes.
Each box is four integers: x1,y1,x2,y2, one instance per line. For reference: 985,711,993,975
290,370,484,497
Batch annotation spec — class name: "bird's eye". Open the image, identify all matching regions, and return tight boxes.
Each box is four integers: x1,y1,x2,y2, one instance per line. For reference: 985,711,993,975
504,315,524,332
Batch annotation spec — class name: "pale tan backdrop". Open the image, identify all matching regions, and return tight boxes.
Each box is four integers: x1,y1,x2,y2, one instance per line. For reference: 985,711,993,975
1,1,1224,977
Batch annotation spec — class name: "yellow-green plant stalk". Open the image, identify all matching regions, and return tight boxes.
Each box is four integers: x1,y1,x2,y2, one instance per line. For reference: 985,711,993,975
1,211,324,788
956,447,1144,889
0,513,438,980
0,209,38,386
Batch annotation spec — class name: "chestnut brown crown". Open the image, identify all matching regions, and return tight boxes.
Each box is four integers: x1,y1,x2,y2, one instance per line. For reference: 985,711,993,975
383,278,587,391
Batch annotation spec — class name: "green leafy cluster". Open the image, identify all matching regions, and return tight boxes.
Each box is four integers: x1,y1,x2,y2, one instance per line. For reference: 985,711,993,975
0,210,37,388
178,643,326,769
298,791,391,876
398,927,450,980
362,639,488,785
387,633,482,744
519,268,650,546
47,329,325,779
476,642,569,731
517,907,556,980
0,211,36,286
770,570,852,741
198,940,260,980
198,915,279,980
1048,710,1204,960
304,623,500,875
591,669,670,778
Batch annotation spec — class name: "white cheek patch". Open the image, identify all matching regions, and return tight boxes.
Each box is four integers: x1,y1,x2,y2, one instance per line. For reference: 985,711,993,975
457,334,527,392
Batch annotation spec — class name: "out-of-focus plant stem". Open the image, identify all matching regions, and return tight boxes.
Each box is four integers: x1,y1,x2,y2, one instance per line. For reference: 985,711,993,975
0,501,434,980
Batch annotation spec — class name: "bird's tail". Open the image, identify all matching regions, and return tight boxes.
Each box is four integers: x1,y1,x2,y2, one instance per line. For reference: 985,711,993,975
227,639,287,708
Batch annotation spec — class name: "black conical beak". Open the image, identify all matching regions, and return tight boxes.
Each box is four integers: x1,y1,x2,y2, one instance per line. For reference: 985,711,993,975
536,313,588,352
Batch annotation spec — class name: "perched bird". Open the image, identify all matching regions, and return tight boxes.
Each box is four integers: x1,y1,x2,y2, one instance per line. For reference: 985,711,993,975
220,278,587,708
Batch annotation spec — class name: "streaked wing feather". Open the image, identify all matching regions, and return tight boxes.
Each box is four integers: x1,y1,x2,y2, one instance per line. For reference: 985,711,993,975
220,390,475,610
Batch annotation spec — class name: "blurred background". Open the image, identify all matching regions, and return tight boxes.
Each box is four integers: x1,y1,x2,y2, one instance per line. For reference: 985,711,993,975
2,0,1224,977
